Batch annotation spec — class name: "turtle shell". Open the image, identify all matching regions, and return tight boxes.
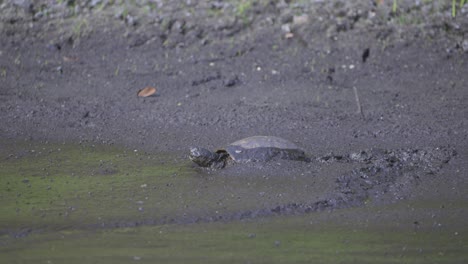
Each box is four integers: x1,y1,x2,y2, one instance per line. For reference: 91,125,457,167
219,136,307,163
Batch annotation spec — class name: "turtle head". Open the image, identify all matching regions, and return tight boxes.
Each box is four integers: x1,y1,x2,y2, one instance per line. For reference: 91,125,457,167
190,147,226,168
189,147,229,169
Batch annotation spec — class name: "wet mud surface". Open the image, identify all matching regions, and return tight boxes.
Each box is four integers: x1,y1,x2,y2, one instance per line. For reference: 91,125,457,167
1,0,468,261
187,145,459,224
0,138,460,235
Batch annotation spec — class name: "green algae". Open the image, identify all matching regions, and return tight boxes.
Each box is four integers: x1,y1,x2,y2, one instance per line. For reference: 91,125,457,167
0,141,191,230
1,210,467,264
0,140,334,232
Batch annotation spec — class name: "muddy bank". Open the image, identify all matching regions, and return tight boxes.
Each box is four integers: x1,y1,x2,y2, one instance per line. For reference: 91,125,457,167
1,0,467,154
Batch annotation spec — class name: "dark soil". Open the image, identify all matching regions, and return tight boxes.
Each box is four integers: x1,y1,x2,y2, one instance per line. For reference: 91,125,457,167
1,0,468,228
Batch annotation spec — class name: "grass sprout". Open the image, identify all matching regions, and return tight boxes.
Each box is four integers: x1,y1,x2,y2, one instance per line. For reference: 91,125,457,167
391,0,466,17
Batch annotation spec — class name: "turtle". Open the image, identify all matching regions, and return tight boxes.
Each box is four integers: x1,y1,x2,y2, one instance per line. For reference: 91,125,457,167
189,136,309,169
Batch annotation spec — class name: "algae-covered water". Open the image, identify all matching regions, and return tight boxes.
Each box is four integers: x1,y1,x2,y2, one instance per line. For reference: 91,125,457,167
2,213,467,264
1,141,467,263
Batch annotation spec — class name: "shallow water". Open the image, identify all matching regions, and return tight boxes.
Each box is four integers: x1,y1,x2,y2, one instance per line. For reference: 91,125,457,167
1,141,467,263
0,140,340,231
2,204,467,263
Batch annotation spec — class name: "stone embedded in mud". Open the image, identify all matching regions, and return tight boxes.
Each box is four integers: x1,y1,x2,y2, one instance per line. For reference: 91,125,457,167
462,39,468,52
293,15,309,26
223,75,240,87
281,23,291,33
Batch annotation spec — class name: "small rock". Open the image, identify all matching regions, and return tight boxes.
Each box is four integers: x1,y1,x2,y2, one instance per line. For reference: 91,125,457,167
462,39,468,52
276,0,289,9
171,20,185,33
284,32,294,39
293,15,309,26
125,15,137,26
11,0,32,9
223,75,239,87
90,0,103,7
281,23,291,33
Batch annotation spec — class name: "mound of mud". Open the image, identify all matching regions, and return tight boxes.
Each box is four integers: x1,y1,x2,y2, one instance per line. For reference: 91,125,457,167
96,146,457,228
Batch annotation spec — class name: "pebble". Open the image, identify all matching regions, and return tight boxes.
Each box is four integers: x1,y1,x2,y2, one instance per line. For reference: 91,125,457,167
462,39,468,52
293,14,309,26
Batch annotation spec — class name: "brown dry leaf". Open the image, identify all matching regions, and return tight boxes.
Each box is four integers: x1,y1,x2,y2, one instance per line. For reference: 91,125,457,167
137,86,157,97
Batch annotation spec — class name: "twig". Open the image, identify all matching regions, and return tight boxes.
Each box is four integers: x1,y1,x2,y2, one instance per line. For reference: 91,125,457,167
353,86,364,119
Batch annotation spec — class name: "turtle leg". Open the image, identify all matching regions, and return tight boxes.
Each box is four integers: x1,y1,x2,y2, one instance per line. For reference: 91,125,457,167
210,152,229,169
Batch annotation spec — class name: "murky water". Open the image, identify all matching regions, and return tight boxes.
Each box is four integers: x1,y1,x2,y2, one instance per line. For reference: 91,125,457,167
1,141,467,263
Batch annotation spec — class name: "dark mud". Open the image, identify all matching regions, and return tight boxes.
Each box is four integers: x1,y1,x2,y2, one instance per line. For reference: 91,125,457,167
1,0,468,242
115,145,458,227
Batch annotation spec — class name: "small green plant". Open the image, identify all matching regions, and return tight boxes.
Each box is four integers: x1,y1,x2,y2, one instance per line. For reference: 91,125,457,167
237,0,252,16
391,0,466,17
70,17,91,45
236,0,253,25
453,0,467,16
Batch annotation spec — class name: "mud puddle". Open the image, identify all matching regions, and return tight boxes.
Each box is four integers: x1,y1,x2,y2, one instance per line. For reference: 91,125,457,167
0,140,342,234
0,140,456,233
2,200,467,264
1,141,465,263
